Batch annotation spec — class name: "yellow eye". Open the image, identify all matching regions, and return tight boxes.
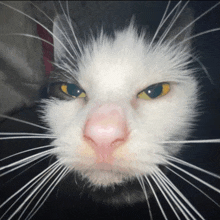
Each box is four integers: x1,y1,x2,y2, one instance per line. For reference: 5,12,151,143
138,83,170,100
61,84,86,98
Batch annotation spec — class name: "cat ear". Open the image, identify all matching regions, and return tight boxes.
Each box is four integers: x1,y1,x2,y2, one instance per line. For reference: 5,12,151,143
165,7,194,48
53,14,79,63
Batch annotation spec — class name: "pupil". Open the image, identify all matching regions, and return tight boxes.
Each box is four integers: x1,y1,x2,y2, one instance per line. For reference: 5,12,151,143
147,84,162,98
67,84,81,96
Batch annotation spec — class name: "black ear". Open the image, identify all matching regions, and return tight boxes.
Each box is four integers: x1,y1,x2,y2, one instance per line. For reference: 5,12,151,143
53,14,80,64
163,7,194,48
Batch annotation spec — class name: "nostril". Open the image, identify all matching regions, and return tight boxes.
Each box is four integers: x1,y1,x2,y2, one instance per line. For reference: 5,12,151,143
83,104,129,161
84,123,127,148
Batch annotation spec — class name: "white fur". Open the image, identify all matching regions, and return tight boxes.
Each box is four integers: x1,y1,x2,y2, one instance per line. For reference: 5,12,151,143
42,24,199,187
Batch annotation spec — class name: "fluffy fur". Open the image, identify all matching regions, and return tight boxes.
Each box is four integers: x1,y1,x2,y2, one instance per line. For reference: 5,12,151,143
43,23,198,188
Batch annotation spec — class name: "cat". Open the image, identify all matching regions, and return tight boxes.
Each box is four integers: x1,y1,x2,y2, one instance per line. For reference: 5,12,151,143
0,1,220,220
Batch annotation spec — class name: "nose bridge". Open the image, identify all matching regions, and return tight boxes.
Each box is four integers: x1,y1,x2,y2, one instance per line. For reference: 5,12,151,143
86,64,131,102
83,103,129,163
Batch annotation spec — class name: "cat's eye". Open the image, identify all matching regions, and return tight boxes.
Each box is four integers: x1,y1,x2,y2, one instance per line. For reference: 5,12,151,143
61,83,86,98
138,83,170,100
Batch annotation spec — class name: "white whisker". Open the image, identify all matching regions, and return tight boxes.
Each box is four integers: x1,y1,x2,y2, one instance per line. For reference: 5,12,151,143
0,1,77,63
5,163,62,220
167,166,220,207
0,132,54,136
63,1,83,55
144,174,168,220
30,1,80,60
58,1,81,58
166,155,220,179
191,55,214,84
1,149,54,175
156,1,189,48
148,0,171,49
136,175,153,220
167,161,220,194
64,0,82,56
159,138,220,144
5,155,52,186
0,114,49,131
25,167,69,220
1,144,53,161
0,33,54,47
151,171,186,220
178,28,220,48
18,165,66,220
51,61,76,76
0,136,55,141
170,2,220,44
65,1,71,25
155,168,203,219
0,161,60,218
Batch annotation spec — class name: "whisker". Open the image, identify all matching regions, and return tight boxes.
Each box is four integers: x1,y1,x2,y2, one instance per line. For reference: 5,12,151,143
0,1,76,63
166,155,220,179
191,55,215,85
51,59,80,82
4,155,52,186
17,166,62,219
0,136,55,141
1,149,54,175
64,0,82,55
167,166,220,207
156,1,189,48
144,174,168,220
1,144,53,161
5,163,62,220
158,138,220,144
0,161,60,218
25,167,69,220
178,28,220,48
136,175,153,220
0,33,54,47
58,1,81,58
52,50,79,73
48,2,80,71
59,1,83,56
0,114,49,131
30,0,79,59
151,170,187,220
0,132,54,136
65,1,71,25
170,2,220,45
148,0,171,49
66,2,83,56
155,168,204,219
166,161,220,194
51,61,77,76
18,165,65,220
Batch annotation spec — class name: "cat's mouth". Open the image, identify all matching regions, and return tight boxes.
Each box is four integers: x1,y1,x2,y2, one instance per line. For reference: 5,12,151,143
80,167,132,186
79,138,135,164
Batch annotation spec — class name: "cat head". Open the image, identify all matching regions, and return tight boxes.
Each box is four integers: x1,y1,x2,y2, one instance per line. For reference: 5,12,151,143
41,6,199,203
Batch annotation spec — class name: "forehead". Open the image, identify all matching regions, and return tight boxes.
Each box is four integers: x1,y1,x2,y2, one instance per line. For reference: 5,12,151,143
77,27,187,98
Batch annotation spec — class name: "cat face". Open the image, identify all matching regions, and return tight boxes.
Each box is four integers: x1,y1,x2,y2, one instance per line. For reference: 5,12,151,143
42,17,199,189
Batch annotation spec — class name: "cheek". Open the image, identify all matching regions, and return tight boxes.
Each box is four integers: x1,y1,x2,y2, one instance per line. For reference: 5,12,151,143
44,99,85,135
136,87,196,139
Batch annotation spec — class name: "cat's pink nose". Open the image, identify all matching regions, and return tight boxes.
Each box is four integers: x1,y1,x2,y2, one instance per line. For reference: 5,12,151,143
84,104,129,163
